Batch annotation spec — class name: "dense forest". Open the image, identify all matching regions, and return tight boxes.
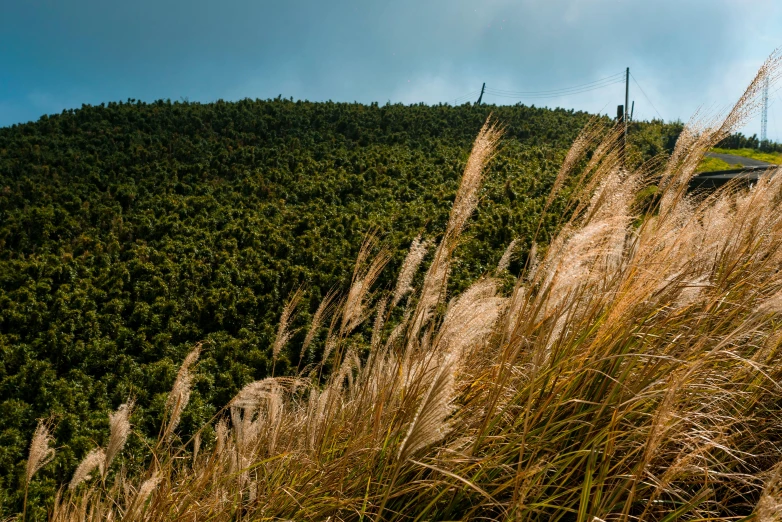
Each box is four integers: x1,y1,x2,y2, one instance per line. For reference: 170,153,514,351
717,131,782,152
0,98,682,515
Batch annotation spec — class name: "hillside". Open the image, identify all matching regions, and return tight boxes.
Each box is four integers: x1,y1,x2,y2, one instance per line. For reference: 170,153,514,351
0,99,682,515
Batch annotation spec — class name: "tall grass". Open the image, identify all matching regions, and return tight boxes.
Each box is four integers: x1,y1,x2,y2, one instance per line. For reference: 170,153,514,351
28,51,782,521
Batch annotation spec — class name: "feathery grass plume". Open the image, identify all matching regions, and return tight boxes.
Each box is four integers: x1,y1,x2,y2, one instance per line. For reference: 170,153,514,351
659,50,782,216
332,346,361,394
192,431,201,462
273,286,304,364
496,238,518,273
437,278,507,361
230,376,305,410
321,336,338,369
104,401,133,477
341,233,391,336
126,472,161,520
540,168,639,318
23,419,55,521
715,49,782,142
266,382,284,455
504,284,528,341
409,119,502,341
408,238,453,341
371,296,388,351
544,116,608,212
228,378,304,460
526,242,539,279
25,420,55,484
397,353,457,461
391,235,431,309
299,288,338,362
162,344,201,441
69,448,106,490
444,119,503,241
214,418,229,456
556,123,624,224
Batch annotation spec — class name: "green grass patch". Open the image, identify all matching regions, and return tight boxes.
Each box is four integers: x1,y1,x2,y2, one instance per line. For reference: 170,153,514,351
696,156,742,172
711,147,782,164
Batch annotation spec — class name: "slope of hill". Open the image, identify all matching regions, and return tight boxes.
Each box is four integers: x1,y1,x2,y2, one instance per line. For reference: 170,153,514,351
0,99,681,515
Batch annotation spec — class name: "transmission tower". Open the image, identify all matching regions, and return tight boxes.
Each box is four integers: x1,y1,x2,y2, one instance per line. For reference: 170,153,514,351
761,76,769,144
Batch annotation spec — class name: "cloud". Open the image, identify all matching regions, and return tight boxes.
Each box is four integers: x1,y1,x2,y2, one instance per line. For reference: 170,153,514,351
1,0,781,136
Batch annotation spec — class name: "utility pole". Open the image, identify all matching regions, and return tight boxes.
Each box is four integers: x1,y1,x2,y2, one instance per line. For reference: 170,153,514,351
476,83,485,105
617,104,626,167
761,76,769,144
630,101,635,122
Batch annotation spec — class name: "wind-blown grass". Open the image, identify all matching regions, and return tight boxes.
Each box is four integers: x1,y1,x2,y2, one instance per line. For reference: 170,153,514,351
24,51,782,521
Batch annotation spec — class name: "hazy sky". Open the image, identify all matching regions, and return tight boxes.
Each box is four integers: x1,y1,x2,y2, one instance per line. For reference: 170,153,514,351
2,0,781,139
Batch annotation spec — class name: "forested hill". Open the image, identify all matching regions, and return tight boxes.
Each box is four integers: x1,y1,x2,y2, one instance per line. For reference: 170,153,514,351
0,98,681,513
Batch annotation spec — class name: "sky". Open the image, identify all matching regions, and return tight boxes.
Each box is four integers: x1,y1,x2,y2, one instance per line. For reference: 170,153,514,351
2,0,782,140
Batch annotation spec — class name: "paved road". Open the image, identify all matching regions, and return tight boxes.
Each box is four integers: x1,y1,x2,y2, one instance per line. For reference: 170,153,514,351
692,153,779,189
705,152,774,167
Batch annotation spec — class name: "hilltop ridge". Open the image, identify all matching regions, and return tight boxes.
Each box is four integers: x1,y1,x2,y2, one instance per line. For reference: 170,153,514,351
0,98,681,515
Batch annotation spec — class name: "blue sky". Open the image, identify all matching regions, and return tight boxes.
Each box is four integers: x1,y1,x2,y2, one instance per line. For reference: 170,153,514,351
2,0,781,140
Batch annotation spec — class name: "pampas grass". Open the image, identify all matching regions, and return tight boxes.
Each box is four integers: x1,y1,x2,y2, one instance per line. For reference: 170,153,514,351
28,51,782,521
410,121,503,341
162,345,200,442
299,288,338,364
391,235,431,309
25,421,55,486
341,234,391,336
69,449,106,491
104,401,132,478
23,419,55,520
125,472,161,520
496,238,518,273
272,286,304,367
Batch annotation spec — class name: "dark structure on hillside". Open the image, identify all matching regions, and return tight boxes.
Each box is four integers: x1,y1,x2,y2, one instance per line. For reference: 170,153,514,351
689,165,779,189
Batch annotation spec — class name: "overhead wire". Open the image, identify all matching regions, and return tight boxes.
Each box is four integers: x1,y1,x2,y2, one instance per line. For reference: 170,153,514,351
448,90,481,105
629,72,664,121
449,70,667,125
484,78,625,100
485,71,625,96
451,90,479,101
452,93,479,104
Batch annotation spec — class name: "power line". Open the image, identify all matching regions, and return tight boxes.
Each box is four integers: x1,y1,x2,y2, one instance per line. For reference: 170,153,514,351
486,71,625,95
450,92,478,103
448,90,480,105
486,72,625,96
484,81,624,99
484,79,624,100
629,72,664,121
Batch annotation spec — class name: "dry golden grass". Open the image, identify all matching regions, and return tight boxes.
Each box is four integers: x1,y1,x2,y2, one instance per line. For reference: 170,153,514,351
21,50,782,521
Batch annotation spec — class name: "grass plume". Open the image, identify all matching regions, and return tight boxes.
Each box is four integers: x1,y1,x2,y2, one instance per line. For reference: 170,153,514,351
161,345,201,442
104,401,133,478
391,235,431,309
272,286,304,371
26,51,782,521
69,448,106,491
23,419,55,520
